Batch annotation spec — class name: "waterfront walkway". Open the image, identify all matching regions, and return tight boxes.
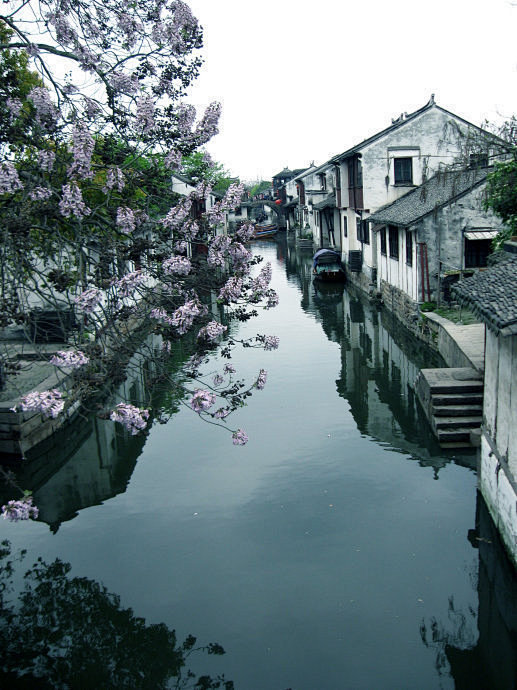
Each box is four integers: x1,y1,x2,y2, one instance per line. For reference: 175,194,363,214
425,312,485,373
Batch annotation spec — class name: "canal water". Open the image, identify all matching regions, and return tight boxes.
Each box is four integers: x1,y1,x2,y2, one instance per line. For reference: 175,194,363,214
2,239,517,689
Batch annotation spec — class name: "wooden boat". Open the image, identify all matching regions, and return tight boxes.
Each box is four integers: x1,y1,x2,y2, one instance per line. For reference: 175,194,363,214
253,223,278,239
312,248,346,282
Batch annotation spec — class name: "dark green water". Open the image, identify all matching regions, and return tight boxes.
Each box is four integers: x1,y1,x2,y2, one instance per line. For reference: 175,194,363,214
2,240,517,689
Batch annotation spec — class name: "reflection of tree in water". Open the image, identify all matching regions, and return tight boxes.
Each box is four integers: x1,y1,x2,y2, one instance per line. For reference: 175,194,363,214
0,540,233,689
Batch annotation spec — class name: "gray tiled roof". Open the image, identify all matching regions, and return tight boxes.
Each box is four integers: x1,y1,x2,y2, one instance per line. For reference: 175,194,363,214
367,169,488,227
452,255,517,335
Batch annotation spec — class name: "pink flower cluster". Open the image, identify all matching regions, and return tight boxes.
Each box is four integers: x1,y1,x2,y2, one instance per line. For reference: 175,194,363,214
218,277,243,302
38,150,56,172
0,162,23,195
114,270,147,297
103,167,126,193
59,184,91,218
162,199,192,230
136,94,156,134
69,121,94,179
164,149,182,170
197,320,227,341
110,403,150,435
262,335,280,351
170,299,204,334
162,256,192,276
50,349,89,368
29,186,52,201
116,207,136,235
28,87,59,128
189,389,216,413
1,496,39,522
74,287,102,313
19,389,65,418
232,429,249,446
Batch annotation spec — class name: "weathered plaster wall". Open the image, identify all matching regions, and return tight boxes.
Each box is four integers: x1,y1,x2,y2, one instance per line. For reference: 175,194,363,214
480,434,517,570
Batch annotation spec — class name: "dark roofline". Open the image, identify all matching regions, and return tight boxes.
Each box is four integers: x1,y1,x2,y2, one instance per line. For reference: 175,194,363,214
367,168,489,228
330,99,494,164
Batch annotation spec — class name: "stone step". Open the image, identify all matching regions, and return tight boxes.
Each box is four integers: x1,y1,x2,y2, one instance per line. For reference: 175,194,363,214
428,380,484,394
440,441,476,449
432,392,484,406
434,416,483,429
432,404,483,417
437,428,474,443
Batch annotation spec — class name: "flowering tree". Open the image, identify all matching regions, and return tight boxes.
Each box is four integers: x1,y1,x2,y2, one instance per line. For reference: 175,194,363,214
0,0,279,520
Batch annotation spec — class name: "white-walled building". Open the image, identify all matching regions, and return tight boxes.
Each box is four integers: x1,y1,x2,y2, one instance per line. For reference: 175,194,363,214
329,96,494,292
453,251,517,568
366,168,503,314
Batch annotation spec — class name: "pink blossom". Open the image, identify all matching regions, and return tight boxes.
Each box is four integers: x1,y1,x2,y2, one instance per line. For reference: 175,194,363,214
28,87,59,127
29,186,52,201
50,350,89,368
110,403,149,435
1,496,39,522
103,167,126,193
38,150,55,172
0,162,23,194
170,299,204,334
162,256,191,275
59,184,91,218
189,389,216,413
68,121,95,179
263,335,280,351
162,199,192,230
218,277,243,302
20,389,65,418
197,320,227,341
74,287,102,313
232,429,249,445
114,270,147,297
136,94,156,133
116,206,136,235
6,97,22,120
164,149,182,170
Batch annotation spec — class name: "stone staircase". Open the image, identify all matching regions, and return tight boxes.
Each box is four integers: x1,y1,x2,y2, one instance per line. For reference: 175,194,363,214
415,367,484,448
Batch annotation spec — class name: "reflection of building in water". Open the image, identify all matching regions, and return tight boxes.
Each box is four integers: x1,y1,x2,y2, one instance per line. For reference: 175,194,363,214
335,285,476,475
12,334,179,531
422,496,517,689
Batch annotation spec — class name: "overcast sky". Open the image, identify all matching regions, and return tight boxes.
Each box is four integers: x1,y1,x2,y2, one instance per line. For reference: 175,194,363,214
185,0,517,182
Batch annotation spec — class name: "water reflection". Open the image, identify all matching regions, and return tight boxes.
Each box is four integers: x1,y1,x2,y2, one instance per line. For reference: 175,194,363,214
0,540,233,689
285,242,477,478
2,334,194,531
421,495,517,690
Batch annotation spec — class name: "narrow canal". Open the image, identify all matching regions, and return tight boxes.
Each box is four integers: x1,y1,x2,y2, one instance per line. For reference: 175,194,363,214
2,240,517,689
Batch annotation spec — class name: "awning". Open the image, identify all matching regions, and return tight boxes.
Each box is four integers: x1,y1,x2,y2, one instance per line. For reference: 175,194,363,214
464,230,498,240
313,194,336,211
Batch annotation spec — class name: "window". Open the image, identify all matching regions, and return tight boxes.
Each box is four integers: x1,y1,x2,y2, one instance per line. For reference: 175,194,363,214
405,230,413,265
469,153,489,169
380,227,387,255
342,215,348,238
394,157,413,185
388,225,399,259
465,238,491,267
357,218,369,245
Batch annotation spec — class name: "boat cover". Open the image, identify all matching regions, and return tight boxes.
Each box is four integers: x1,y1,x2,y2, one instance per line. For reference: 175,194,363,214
313,248,341,268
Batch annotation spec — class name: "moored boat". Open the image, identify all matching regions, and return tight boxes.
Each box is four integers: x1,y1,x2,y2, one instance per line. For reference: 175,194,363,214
312,248,346,282
253,223,278,239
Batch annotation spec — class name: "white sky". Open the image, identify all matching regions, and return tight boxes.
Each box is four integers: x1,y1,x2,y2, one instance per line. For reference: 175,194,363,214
186,0,517,182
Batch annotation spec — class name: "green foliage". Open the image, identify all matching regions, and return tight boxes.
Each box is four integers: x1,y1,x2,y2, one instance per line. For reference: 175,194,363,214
0,21,43,147
248,180,271,197
180,151,234,191
484,157,517,247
